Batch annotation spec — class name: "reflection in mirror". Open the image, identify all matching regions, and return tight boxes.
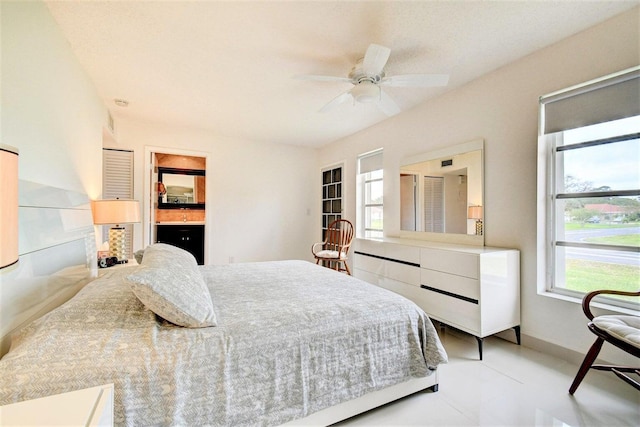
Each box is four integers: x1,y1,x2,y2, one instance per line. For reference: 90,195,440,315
400,140,483,237
158,167,205,209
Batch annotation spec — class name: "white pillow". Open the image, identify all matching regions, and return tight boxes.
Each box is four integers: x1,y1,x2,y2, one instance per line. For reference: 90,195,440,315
126,243,217,327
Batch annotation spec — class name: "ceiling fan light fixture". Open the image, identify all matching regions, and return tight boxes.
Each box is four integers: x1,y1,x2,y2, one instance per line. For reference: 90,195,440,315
351,80,380,103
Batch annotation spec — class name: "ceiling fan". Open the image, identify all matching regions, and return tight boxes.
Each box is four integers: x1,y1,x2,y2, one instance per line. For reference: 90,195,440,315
296,43,449,116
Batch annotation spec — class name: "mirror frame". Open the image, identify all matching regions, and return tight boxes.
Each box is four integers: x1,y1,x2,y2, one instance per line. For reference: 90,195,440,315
399,139,484,246
158,167,206,210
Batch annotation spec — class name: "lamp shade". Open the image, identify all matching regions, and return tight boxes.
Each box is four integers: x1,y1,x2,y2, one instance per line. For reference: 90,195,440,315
0,145,19,269
91,199,140,225
468,205,483,220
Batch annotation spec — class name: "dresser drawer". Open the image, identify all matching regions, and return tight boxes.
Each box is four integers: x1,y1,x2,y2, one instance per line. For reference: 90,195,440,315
353,252,384,276
355,238,385,258
416,285,481,335
355,239,420,265
384,243,421,265
421,269,480,301
421,248,479,279
354,252,420,286
386,261,420,286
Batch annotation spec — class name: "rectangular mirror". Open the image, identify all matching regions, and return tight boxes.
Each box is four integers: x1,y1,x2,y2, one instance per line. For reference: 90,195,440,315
400,139,483,244
158,167,205,209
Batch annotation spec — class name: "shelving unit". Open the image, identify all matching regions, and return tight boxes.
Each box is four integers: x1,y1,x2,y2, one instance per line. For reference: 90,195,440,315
321,166,343,239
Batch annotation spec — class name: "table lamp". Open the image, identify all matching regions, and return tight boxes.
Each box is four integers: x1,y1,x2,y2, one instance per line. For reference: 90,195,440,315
468,205,483,236
91,199,140,263
0,145,19,270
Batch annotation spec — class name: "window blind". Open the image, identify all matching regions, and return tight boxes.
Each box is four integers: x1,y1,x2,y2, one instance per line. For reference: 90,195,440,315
102,148,134,259
541,66,639,134
358,149,383,174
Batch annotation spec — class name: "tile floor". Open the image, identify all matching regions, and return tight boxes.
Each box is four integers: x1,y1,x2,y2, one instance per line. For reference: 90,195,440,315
336,328,639,427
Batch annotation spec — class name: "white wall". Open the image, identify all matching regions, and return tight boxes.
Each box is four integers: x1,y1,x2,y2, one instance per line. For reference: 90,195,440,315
318,8,639,364
109,118,318,265
1,1,104,197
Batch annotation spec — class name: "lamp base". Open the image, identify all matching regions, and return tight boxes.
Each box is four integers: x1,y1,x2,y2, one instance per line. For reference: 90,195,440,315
475,220,483,236
108,226,127,262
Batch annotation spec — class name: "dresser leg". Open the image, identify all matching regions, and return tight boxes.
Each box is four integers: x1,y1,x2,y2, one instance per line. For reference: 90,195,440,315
475,336,483,360
513,325,521,345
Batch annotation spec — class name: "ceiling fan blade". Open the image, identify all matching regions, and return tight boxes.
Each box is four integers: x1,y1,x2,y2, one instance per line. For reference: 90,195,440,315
362,44,391,76
319,90,353,113
380,74,449,87
377,89,401,116
294,74,352,83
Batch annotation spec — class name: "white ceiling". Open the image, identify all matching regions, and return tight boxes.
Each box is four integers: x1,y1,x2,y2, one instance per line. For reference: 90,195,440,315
45,1,638,148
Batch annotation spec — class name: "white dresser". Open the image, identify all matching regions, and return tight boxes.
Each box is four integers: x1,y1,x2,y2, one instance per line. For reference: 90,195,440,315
353,237,520,359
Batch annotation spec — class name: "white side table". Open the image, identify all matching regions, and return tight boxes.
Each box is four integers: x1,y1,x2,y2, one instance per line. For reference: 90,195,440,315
0,384,114,426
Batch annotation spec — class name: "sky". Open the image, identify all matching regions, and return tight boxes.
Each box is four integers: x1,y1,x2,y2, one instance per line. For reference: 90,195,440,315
563,116,639,191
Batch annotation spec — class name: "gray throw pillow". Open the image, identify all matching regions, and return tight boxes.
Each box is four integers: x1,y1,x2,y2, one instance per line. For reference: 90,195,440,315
126,243,217,327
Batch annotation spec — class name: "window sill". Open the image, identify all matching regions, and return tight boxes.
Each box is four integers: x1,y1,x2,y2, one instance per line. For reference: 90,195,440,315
539,290,640,316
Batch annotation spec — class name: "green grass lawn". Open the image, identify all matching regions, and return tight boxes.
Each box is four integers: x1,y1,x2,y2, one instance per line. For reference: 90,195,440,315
562,223,639,303
565,222,640,231
585,234,640,246
565,259,640,304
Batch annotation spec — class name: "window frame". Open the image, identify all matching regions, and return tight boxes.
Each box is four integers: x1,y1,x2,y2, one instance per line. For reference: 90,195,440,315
357,149,384,239
537,67,640,313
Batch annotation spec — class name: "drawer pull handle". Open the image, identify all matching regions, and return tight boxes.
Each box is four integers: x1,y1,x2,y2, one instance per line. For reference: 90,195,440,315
420,284,478,305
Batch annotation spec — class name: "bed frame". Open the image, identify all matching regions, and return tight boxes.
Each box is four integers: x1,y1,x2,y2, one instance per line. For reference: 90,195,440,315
283,374,439,425
0,182,96,357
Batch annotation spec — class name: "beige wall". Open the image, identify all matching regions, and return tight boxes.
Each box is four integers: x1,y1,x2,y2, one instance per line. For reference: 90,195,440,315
317,8,639,364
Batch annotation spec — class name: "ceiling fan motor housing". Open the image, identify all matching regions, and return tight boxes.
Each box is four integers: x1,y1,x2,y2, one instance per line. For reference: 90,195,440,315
349,59,384,103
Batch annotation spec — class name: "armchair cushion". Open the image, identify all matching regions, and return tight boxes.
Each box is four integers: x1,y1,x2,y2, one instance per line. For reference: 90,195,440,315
593,315,640,348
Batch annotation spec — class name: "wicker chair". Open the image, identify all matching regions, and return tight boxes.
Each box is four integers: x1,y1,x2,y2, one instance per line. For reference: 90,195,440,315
312,219,354,275
569,289,640,394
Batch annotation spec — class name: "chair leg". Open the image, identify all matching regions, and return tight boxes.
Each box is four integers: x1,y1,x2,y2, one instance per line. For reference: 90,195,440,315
343,261,351,275
569,337,605,395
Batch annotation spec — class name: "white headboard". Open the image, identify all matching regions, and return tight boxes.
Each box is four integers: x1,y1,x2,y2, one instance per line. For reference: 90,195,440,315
0,182,97,357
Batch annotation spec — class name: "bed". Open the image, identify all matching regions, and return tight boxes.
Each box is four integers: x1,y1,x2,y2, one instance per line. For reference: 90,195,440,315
0,243,447,426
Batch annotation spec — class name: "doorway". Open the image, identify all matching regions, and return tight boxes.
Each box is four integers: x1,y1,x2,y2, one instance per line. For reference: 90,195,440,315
144,146,209,264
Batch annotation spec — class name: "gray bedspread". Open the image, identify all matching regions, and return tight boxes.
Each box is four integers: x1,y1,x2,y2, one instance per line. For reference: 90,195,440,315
0,260,447,426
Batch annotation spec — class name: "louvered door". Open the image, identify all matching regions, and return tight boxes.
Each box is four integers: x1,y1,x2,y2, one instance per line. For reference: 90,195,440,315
102,148,135,259
424,176,444,233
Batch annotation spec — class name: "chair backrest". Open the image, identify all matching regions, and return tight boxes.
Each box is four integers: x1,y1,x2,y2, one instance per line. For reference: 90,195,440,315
324,219,354,254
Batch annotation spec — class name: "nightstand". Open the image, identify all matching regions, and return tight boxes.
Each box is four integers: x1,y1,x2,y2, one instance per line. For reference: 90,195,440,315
0,384,114,426
98,259,138,276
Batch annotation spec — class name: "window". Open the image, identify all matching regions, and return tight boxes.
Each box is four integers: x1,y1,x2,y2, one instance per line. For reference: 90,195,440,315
357,149,383,238
538,67,640,309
